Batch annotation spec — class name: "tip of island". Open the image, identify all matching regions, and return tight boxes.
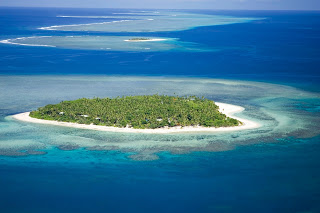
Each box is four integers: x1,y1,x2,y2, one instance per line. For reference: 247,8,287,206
12,95,260,134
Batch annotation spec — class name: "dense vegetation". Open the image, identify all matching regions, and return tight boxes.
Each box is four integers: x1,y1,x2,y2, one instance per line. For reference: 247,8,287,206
128,38,151,41
30,95,241,129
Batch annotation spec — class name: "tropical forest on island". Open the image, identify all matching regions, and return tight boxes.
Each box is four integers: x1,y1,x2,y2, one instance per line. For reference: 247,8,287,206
29,95,241,129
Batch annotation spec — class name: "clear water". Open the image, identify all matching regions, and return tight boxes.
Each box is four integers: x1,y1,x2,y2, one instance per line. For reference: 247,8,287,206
0,7,320,213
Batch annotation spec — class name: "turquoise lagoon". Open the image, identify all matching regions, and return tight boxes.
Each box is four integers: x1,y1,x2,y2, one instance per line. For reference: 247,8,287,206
1,75,320,212
0,8,320,213
1,76,319,160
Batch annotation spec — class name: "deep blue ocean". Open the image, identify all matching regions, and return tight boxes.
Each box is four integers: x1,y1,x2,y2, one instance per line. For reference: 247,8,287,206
0,7,320,213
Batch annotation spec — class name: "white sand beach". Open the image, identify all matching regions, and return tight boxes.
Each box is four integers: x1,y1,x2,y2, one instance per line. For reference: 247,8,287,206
11,102,260,134
124,38,167,42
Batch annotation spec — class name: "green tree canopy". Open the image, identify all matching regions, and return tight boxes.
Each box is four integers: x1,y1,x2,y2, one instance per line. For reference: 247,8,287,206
30,95,241,129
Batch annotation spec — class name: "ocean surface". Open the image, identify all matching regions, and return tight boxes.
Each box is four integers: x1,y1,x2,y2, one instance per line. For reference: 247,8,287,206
0,7,320,213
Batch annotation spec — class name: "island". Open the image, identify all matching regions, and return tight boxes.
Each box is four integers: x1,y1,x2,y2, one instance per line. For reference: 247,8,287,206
12,95,260,133
124,38,167,42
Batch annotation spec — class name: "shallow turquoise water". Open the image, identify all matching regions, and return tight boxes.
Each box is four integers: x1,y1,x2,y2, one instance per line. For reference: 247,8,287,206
37,11,259,32
0,36,215,52
0,8,320,213
1,76,319,160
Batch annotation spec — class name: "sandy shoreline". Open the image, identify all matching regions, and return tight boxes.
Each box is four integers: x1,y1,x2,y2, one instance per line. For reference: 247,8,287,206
124,38,167,42
11,102,260,134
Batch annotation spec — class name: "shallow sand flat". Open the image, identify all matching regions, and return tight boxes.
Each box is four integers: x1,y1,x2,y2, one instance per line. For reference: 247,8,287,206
0,36,203,52
11,102,260,134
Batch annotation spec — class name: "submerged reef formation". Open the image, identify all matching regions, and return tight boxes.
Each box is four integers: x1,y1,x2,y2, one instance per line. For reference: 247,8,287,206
29,95,240,129
37,11,259,32
2,76,319,160
0,36,207,52
0,11,261,51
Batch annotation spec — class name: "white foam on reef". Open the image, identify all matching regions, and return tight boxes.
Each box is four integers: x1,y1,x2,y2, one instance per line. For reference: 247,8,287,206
0,36,56,47
38,11,262,32
38,19,133,31
12,102,260,134
0,36,208,52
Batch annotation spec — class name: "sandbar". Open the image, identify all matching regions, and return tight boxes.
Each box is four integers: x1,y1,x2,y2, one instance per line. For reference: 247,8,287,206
11,102,260,134
124,38,167,42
